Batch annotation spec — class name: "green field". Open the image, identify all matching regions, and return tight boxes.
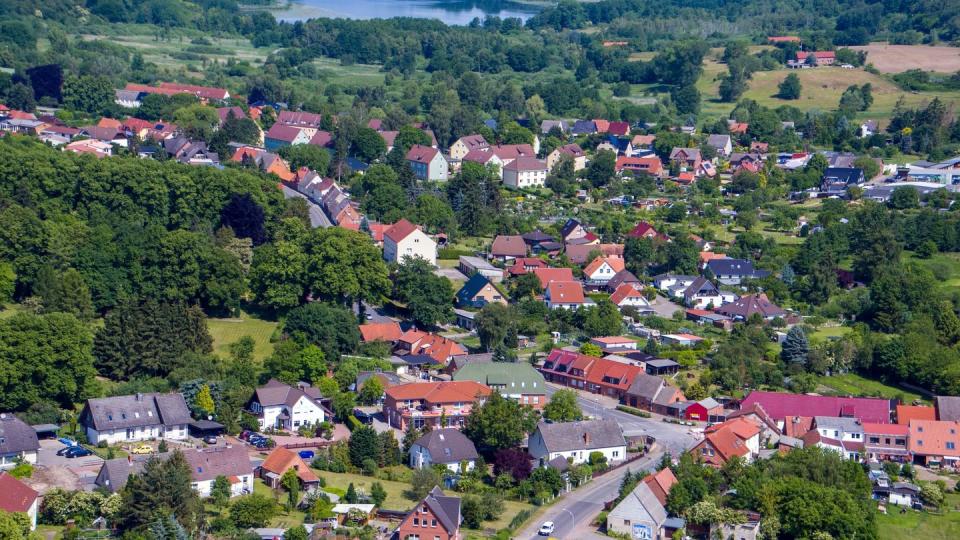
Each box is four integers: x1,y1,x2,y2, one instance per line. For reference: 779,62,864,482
207,311,279,361
877,493,960,540
816,372,924,403
908,252,960,293
253,479,308,528
809,325,854,342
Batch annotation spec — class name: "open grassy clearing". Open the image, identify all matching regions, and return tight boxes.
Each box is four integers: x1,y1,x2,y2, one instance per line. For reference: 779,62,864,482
808,325,853,342
850,43,960,74
253,479,309,527
816,372,924,402
877,492,960,540
207,310,279,361
312,469,413,511
907,252,960,293
0,303,26,320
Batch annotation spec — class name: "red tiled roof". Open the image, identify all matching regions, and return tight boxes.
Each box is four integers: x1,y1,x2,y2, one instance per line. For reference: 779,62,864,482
0,472,38,513
627,221,662,239
909,420,960,456
359,322,403,343
266,123,305,143
491,235,527,257
309,130,333,147
616,156,663,175
384,219,419,243
504,156,547,172
278,110,324,127
863,422,909,435
546,281,586,304
261,447,320,483
631,134,656,146
556,143,584,157
796,51,836,60
407,144,439,162
608,121,630,136
741,391,891,424
490,144,535,160
583,256,625,277
386,381,491,403
158,82,229,100
533,267,574,288
643,467,677,506
896,405,935,425
462,149,498,164
610,283,645,305
782,415,814,438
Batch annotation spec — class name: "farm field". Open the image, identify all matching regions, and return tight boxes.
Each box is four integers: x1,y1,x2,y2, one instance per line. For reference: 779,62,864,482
850,43,960,73
207,311,278,361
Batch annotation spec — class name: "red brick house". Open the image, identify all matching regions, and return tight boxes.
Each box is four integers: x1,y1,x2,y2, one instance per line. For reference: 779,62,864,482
395,486,461,540
383,382,491,430
690,418,761,467
540,349,644,401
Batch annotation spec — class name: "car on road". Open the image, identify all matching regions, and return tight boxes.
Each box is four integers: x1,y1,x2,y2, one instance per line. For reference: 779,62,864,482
538,522,555,536
130,444,153,455
365,313,373,320
64,446,94,459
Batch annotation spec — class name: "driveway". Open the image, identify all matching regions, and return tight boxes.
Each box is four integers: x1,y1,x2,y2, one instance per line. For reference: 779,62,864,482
647,296,685,319
32,439,104,492
434,267,468,282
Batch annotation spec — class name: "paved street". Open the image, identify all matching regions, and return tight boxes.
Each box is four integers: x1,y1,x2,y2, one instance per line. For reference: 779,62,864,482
280,185,332,228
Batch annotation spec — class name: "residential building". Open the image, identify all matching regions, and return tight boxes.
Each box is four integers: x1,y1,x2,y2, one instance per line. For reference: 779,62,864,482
359,321,404,344
490,235,527,261
669,148,702,171
706,134,733,157
896,404,935,425
453,362,547,409
383,381,492,430
383,219,438,266
565,243,624,265
0,414,39,470
544,281,589,310
583,256,626,287
652,274,697,292
528,419,627,465
0,472,38,530
615,156,664,177
540,349,644,400
96,445,253,497
608,282,647,310
691,418,761,466
677,276,730,309
410,429,478,473
489,143,535,166
407,144,449,181
805,416,866,460
533,267,575,288
795,50,836,65
541,120,570,135
503,157,549,189
705,258,770,285
462,149,504,176
820,167,865,194
449,135,489,161
396,330,467,365
277,111,324,129
740,391,892,426
260,447,321,490
624,373,686,415
455,273,506,308
395,486,462,540
606,481,669,540
715,293,786,320
863,422,910,462
80,393,192,445
247,379,326,431
265,123,313,150
458,256,503,283
909,419,960,467
628,221,666,240
547,144,587,171
560,218,589,243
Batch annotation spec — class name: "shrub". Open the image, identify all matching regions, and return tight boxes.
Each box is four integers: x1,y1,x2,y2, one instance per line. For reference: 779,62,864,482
616,405,651,418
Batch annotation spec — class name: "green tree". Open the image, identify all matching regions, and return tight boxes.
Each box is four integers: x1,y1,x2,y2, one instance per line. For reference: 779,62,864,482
36,268,94,321
281,468,301,511
781,326,809,365
284,525,309,540
587,150,617,188
463,392,536,452
303,227,392,307
62,75,115,115
543,389,583,422
229,494,277,529
778,73,802,99
120,451,202,533
352,127,388,162
349,426,381,467
409,468,442,500
210,476,231,509
889,186,919,209
173,104,220,141
284,302,360,360
579,342,603,357
580,300,623,337
671,84,701,115
359,376,385,405
370,482,387,507
475,303,515,352
195,385,215,416
344,483,358,504
393,257,455,327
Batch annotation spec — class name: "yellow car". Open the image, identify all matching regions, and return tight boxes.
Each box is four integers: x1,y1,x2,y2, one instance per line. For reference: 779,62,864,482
130,444,153,455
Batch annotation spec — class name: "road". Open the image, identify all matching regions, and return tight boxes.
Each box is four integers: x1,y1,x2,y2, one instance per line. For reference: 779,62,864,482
353,300,393,324
280,185,332,228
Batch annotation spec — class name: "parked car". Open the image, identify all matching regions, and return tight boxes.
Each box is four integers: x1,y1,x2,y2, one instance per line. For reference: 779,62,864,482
298,450,315,459
538,522,555,536
58,437,78,447
56,446,74,456
130,444,153,455
64,446,93,459
203,435,218,445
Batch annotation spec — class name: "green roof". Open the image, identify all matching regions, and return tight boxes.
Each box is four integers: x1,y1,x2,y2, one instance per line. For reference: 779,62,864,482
452,362,545,393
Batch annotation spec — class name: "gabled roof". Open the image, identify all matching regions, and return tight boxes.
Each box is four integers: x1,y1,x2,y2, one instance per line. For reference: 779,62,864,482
533,267,575,288
455,134,489,151
309,130,333,147
421,486,461,534
157,82,229,100
682,276,718,300
406,144,439,162
253,379,322,409
504,156,548,172
183,445,253,482
608,121,630,136
83,393,191,431
669,147,701,161
463,149,500,164
359,321,404,343
277,110,324,128
643,467,677,506
705,258,763,277
265,123,306,143
398,331,467,364
456,273,502,304
565,243,624,265
627,220,662,239
0,472,38,513
584,256,626,277
534,419,626,452
216,106,247,124
715,293,785,319
261,447,320,483
607,269,640,291
909,419,960,455
935,396,960,421
385,381,491,404
741,391,892,424
701,418,760,460
546,281,586,304
384,218,420,243
706,134,731,148
412,429,478,464
554,143,585,158
610,283,647,305
490,144,535,160
491,235,527,257
615,156,663,175
452,362,545,393
572,120,597,134
0,414,39,455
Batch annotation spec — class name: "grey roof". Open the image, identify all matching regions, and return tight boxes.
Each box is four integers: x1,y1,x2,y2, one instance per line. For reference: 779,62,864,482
82,393,191,432
646,359,680,368
413,429,478,464
705,258,762,277
706,134,731,148
627,372,668,401
664,517,687,529
697,398,721,410
814,416,863,431
182,445,253,482
547,455,569,472
936,396,960,421
612,481,666,525
892,482,920,493
0,414,40,454
424,486,462,533
357,370,403,389
683,276,718,300
253,379,321,408
535,419,625,453
606,269,640,291
96,456,150,492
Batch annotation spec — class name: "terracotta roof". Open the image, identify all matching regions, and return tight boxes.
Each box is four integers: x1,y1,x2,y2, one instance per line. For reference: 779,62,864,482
506,257,548,276
386,381,491,404
909,419,960,456
700,418,760,462
584,256,626,277
797,51,836,60
504,156,548,172
631,134,656,146
359,322,403,342
379,130,399,148
158,82,229,100
398,331,467,364
616,156,663,175
491,235,527,257
546,281,586,304
0,472,38,513
742,391,891,424
781,415,814,438
533,267,574,288
278,110,324,128
261,447,320,483
642,467,677,506
384,219,419,243
863,422,909,435
406,144,439,162
309,130,333,147
610,283,646,305
593,119,610,133
490,144,535,160
592,336,634,345
897,405,935,425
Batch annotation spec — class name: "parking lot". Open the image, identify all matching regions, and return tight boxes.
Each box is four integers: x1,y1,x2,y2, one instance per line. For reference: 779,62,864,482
32,439,104,492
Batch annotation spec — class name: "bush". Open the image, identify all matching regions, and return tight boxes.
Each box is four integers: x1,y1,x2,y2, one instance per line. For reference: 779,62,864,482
362,458,378,476
438,248,475,260
616,405,651,418
96,441,108,448
509,509,533,530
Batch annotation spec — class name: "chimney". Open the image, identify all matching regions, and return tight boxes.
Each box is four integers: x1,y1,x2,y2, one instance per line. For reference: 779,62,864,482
583,432,591,445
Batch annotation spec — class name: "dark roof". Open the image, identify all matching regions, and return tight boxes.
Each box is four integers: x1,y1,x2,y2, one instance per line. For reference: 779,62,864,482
96,456,150,492
182,445,253,482
535,419,626,452
936,396,960,421
82,393,192,432
705,258,764,277
607,269,640,291
646,359,680,368
413,429,478,464
547,455,569,472
560,219,583,239
189,419,225,430
572,120,597,135
715,293,786,319
683,276,718,300
521,230,555,245
456,273,497,304
423,486,462,534
253,379,322,408
0,414,39,454
822,167,864,186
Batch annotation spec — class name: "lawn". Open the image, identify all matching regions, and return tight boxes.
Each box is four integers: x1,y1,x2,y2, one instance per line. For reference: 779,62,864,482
809,325,854,342
907,252,960,293
312,469,413,511
0,303,25,320
876,493,960,540
816,372,925,403
207,311,279,361
253,479,309,528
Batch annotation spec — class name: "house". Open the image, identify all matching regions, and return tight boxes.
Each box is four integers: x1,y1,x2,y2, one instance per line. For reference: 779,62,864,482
583,256,626,287
461,149,504,176
265,123,313,150
652,274,697,292
247,379,326,431
740,390,892,426
396,330,467,365
610,284,651,312
691,418,761,466
80,393,192,445
449,135,489,161
0,472,38,530
560,218,589,243
0,414,39,470
277,111,324,129
863,422,910,462
805,416,866,460
706,134,733,157
528,420,627,465
357,370,404,393
896,404,935,425
715,293,786,321
628,221,667,241
565,243,623,265
908,419,960,467
889,482,922,507
725,403,782,446
660,333,704,347
395,486,461,540
606,478,670,540
795,50,836,66
410,429,478,473
934,396,960,421
540,349,644,401
490,144,536,166
544,281,588,310
685,398,724,422
705,258,770,285
407,144,449,182
860,120,879,139
505,257,547,278
383,381,492,430
606,269,641,292
625,373,686,415
572,120,597,135
456,273,506,308
540,119,569,135
615,156,664,177
669,148,702,171
489,235,527,261
383,219,437,266
679,276,729,309
820,167,865,194
590,336,637,351
533,267,575,289
452,362,546,409
260,446,321,490
608,121,630,137
309,130,333,148
547,144,587,171
458,256,503,283
502,157,549,189
184,445,254,497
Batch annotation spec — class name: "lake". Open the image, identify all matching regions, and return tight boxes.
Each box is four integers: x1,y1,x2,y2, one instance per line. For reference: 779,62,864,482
273,0,543,25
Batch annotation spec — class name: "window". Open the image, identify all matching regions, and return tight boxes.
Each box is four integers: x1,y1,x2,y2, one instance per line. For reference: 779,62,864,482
613,451,620,457
896,438,906,446
918,426,924,433
948,442,956,450
421,506,428,514
917,440,924,446
432,520,437,527
869,437,880,444
414,518,419,526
